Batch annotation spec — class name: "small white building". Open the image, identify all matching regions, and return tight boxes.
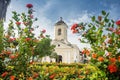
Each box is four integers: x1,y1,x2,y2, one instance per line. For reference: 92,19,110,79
42,18,82,63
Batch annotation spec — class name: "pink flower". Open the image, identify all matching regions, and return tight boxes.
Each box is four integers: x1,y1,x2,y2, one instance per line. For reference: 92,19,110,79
29,14,33,19
26,4,33,8
8,38,16,42
42,29,46,33
108,27,114,31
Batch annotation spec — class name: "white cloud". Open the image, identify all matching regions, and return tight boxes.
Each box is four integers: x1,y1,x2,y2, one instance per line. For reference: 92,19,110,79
33,0,56,38
5,1,91,50
67,11,91,26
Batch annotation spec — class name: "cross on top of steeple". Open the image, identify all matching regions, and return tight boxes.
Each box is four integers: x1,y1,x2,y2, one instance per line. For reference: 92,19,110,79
60,17,63,21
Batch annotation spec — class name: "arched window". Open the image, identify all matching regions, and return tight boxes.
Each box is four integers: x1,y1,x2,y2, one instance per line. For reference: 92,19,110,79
58,28,61,35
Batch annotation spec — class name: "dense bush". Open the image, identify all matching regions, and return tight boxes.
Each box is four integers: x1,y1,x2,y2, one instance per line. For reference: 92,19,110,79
0,63,103,80
71,10,120,79
0,4,55,80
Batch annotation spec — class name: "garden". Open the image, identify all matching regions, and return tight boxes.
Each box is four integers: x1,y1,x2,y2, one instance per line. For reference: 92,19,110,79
0,3,120,80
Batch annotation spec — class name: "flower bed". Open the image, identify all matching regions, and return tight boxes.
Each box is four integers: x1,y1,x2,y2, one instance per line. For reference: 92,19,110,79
0,63,105,80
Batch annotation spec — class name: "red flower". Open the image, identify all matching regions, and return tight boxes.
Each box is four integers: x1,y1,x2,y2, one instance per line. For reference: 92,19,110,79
72,29,78,33
108,64,117,73
116,20,120,25
10,75,15,80
98,56,104,62
82,49,90,55
118,56,120,62
92,53,97,59
116,30,120,35
26,4,33,8
30,61,34,64
28,77,33,80
25,38,31,41
33,73,39,78
6,51,12,55
71,23,78,30
9,55,16,59
49,74,55,79
42,29,46,33
16,22,21,26
8,38,16,42
1,72,8,77
109,57,116,63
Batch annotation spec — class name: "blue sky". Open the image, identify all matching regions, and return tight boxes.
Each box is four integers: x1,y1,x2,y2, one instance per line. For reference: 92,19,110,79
5,0,120,49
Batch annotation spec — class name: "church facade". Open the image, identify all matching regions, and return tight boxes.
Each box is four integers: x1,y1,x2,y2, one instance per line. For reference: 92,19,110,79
42,18,82,63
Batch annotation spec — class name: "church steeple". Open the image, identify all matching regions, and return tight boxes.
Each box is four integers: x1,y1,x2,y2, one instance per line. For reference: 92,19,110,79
60,17,62,21
54,17,68,41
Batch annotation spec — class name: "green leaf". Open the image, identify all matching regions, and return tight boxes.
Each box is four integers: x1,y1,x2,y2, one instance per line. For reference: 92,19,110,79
105,13,109,18
92,26,96,30
97,51,105,56
88,24,91,27
91,16,95,22
102,10,106,15
95,21,99,24
111,19,114,23
111,24,114,27
104,18,109,23
108,23,111,27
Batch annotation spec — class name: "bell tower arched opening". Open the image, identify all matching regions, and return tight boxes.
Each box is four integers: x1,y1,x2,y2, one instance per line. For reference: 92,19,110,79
58,28,61,35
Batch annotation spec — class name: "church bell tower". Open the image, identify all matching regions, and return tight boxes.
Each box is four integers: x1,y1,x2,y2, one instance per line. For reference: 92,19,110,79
54,17,68,42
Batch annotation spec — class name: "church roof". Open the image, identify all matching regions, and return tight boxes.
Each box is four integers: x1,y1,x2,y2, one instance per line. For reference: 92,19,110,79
55,17,67,26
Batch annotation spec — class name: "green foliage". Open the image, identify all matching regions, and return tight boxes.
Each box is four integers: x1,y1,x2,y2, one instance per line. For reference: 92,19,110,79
71,10,120,79
0,21,5,75
0,21,4,53
102,10,106,15
34,38,55,58
28,63,104,80
0,4,55,80
91,16,95,22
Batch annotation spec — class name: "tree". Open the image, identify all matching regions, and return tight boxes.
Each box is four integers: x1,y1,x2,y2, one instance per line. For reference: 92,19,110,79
0,0,11,71
34,37,55,61
0,0,11,20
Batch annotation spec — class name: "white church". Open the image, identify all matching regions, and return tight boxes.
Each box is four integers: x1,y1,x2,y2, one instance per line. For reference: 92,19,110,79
42,18,83,63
